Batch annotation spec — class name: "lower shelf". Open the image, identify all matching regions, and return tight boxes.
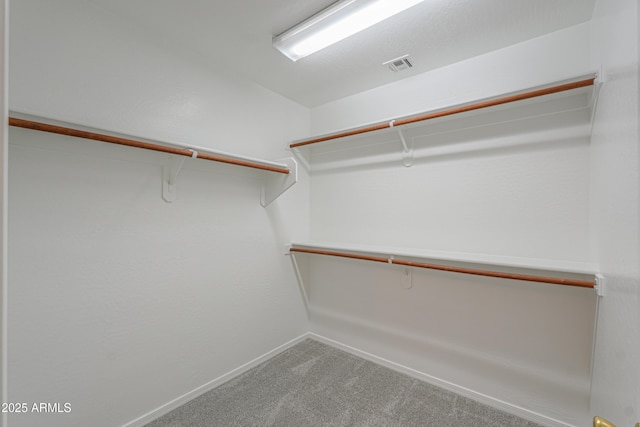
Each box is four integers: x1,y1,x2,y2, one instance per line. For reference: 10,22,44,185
289,240,598,290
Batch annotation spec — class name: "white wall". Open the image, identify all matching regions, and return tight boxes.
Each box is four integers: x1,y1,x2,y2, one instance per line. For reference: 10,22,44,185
309,105,592,261
8,1,310,426
311,23,592,135
1,1,8,426
7,2,638,427
305,24,598,426
589,0,640,425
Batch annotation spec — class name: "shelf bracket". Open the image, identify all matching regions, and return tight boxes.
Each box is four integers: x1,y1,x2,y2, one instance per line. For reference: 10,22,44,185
388,255,412,289
595,274,606,297
401,267,413,289
261,157,298,207
390,120,413,167
162,150,197,203
590,67,605,127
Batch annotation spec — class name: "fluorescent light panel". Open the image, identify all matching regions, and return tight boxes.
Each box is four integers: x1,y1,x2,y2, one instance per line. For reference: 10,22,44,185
273,0,424,62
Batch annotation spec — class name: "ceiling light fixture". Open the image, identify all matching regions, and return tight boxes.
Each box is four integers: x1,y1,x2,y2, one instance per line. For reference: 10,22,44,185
273,0,424,62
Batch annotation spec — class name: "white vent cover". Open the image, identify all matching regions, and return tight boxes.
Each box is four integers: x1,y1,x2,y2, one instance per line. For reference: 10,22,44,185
383,55,413,72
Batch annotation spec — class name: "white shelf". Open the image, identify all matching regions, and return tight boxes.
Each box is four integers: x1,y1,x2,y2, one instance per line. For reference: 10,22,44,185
9,111,297,205
292,75,601,173
290,240,597,277
289,75,601,282
294,74,599,151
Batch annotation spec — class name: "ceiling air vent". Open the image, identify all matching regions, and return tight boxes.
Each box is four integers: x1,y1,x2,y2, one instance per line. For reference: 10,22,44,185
383,55,413,72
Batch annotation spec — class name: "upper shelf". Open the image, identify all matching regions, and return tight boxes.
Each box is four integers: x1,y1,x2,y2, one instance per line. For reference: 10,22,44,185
8,113,297,205
9,114,291,174
290,74,600,156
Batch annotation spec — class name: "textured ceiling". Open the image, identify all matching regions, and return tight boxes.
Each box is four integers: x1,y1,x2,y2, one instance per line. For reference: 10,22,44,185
84,0,596,107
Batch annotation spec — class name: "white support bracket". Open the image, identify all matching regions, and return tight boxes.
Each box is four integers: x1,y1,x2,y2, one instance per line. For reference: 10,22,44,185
261,157,298,207
162,150,197,203
287,146,311,173
590,66,604,126
401,267,413,289
595,274,606,297
390,120,413,167
388,255,412,289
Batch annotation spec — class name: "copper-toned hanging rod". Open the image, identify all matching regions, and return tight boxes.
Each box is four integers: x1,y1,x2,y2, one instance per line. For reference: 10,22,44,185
9,117,290,174
290,247,595,289
290,77,596,149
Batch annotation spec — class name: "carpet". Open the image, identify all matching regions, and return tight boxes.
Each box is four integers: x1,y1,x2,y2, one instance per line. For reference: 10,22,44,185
145,339,544,426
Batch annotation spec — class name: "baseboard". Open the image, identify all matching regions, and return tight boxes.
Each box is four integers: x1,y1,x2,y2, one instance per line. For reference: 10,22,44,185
124,333,310,427
308,333,576,427
125,331,578,427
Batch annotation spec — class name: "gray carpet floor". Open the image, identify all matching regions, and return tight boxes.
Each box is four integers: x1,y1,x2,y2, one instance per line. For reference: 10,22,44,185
146,339,544,427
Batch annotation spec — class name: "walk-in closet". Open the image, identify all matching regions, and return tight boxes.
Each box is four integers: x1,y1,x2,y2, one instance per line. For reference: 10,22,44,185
0,1,638,426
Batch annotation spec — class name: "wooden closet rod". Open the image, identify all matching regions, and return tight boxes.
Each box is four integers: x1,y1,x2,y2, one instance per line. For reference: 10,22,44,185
9,117,291,174
290,77,596,148
290,247,595,289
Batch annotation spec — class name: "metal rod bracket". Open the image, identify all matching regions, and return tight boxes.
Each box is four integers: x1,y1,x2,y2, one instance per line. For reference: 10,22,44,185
398,128,414,167
163,155,188,203
390,121,414,167
590,66,604,126
162,150,197,202
401,267,413,289
595,274,606,297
